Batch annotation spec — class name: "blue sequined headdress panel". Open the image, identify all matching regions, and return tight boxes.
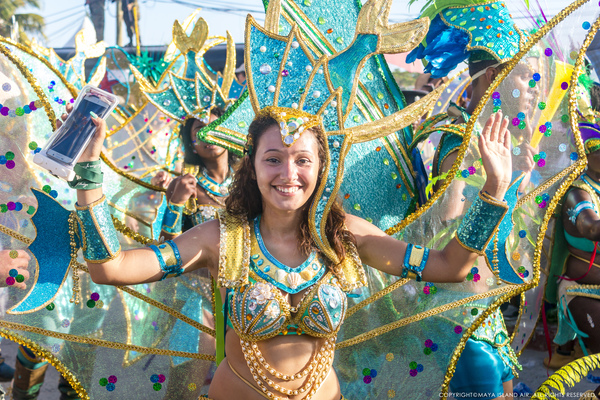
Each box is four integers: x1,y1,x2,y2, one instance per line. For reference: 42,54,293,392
239,0,444,262
407,1,528,78
130,18,242,123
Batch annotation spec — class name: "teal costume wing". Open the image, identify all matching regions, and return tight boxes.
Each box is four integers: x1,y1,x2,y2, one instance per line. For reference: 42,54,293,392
334,1,600,398
0,30,217,399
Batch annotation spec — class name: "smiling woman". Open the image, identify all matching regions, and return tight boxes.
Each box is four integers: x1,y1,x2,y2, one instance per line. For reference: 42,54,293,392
226,113,351,260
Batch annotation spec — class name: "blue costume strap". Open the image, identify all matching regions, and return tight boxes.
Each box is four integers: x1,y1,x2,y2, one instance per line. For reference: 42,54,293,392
161,202,184,235
402,243,430,281
74,195,121,263
457,191,508,255
148,240,183,280
567,200,596,224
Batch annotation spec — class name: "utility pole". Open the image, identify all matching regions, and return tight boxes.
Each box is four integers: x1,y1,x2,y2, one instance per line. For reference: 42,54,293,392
116,0,123,46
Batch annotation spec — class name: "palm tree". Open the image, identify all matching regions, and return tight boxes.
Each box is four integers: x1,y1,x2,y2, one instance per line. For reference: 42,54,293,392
0,0,45,43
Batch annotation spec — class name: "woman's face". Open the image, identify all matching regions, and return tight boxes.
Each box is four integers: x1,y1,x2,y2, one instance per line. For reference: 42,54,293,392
190,114,227,160
253,124,321,214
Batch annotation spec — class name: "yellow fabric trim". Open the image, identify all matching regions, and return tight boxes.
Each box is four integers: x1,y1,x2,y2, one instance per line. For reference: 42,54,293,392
217,211,251,288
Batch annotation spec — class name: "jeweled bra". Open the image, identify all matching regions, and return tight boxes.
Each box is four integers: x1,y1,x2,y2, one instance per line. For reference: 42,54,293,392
217,212,364,398
227,216,347,340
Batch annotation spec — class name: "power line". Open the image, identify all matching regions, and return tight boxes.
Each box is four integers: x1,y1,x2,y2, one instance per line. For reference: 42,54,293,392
154,0,264,16
44,8,86,26
45,11,87,41
44,5,85,19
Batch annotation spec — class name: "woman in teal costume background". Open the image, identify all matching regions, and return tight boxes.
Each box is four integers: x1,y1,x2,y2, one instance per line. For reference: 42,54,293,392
158,106,238,399
546,120,600,359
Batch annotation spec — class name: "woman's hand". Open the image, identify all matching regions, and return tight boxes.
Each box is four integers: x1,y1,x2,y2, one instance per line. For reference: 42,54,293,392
151,170,173,189
56,104,106,163
167,174,197,204
0,250,30,290
479,110,512,200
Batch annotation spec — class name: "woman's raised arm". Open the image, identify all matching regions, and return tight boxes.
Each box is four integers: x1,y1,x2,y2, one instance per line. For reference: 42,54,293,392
348,111,512,283
60,105,219,285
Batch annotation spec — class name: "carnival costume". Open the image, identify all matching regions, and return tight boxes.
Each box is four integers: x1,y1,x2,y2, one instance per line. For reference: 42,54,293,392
0,0,597,399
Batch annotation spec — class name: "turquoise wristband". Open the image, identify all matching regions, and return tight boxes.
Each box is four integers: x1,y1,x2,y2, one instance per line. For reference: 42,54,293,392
402,244,429,281
148,240,183,280
457,191,508,255
75,196,121,263
567,201,596,224
161,202,184,234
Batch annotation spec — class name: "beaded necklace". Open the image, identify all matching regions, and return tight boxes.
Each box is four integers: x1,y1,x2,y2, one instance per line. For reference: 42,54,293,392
196,166,233,197
251,216,325,294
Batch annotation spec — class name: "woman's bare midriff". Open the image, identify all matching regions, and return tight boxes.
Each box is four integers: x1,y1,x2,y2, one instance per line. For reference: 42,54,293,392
566,244,600,284
208,330,341,400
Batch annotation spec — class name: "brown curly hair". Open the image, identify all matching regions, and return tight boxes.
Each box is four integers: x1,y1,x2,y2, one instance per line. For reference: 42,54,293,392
225,113,356,263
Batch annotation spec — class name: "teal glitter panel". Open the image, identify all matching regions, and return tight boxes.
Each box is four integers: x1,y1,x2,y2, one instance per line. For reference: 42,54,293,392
484,176,527,284
76,198,121,262
342,139,415,231
313,135,343,244
328,34,378,113
287,0,361,52
457,193,507,253
304,66,332,115
441,1,521,61
12,189,76,313
169,286,204,366
566,287,600,297
198,90,254,156
170,74,199,115
146,89,185,121
249,25,289,109
274,37,314,109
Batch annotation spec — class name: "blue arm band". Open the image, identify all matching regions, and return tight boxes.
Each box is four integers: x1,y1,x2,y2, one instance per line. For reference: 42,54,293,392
161,202,184,235
148,240,183,280
457,191,509,255
402,243,430,281
75,196,121,263
568,201,596,224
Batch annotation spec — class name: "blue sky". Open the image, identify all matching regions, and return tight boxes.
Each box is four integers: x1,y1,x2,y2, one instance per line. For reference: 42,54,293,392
30,0,423,48
25,0,567,49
